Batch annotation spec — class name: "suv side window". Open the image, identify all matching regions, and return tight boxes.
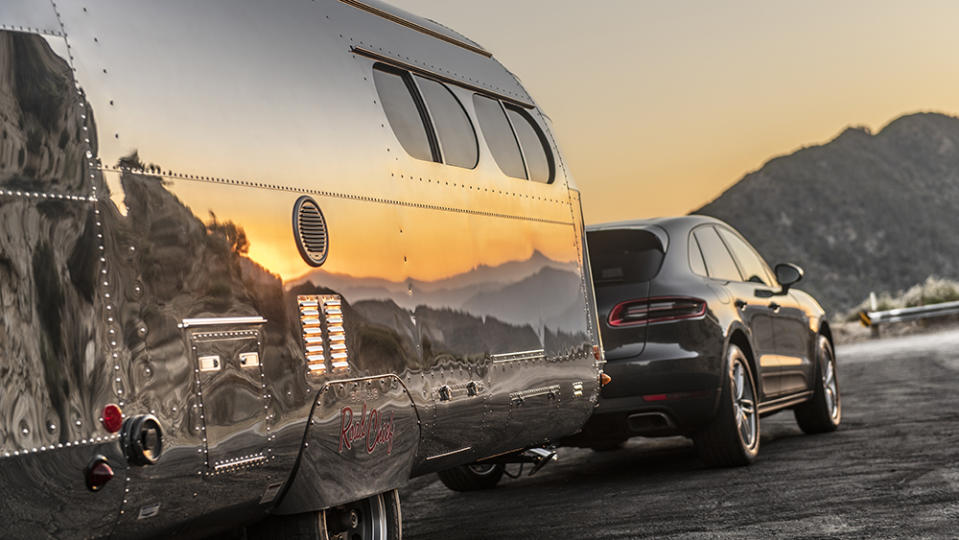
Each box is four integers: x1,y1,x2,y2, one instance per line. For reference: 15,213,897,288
693,226,742,282
688,234,708,276
717,227,773,285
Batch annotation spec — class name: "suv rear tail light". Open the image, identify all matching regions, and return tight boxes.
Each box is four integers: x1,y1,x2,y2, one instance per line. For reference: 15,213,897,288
608,297,706,327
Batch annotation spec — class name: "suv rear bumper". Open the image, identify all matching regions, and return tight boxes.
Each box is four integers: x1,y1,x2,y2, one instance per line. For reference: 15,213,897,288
564,344,724,445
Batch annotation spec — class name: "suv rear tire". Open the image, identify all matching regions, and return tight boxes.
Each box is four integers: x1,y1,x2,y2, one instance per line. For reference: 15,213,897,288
437,463,505,492
694,344,760,467
794,335,841,434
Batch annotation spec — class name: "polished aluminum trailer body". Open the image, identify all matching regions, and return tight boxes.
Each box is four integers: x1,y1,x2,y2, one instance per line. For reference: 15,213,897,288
0,1,602,537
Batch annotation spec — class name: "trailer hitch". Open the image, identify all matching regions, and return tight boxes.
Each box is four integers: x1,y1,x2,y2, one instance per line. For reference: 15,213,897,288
482,446,558,477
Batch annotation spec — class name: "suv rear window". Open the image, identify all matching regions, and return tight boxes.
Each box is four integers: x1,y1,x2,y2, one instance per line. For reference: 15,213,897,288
587,229,665,286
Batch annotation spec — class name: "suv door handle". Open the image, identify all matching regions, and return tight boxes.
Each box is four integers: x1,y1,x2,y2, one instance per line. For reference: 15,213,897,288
768,302,781,311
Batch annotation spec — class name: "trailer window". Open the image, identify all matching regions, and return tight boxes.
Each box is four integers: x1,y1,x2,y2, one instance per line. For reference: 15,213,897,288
414,75,478,169
473,94,527,179
373,65,435,162
505,105,553,183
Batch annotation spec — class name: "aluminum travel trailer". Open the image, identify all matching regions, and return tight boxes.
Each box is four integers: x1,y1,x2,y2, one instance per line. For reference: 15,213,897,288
0,1,604,537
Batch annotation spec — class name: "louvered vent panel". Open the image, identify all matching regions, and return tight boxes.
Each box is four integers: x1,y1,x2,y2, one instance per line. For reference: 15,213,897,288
293,196,329,266
298,296,326,375
297,294,348,377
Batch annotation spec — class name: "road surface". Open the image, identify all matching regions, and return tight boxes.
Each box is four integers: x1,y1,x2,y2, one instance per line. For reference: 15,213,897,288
401,329,959,539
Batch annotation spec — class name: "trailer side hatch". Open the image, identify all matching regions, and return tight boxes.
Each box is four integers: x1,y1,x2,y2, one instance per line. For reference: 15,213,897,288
183,316,270,474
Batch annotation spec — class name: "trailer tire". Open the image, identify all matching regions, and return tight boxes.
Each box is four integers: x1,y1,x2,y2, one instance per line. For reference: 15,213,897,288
437,463,504,492
248,489,401,540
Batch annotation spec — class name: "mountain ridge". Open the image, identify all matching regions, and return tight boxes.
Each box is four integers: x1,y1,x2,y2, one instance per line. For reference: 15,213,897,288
288,249,578,304
697,111,959,314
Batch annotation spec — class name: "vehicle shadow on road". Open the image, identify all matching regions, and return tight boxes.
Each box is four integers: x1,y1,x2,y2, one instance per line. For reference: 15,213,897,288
402,416,815,540
510,415,807,489
405,413,809,503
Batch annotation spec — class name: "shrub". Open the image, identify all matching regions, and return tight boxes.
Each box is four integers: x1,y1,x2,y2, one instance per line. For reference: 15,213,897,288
902,276,959,307
844,276,959,321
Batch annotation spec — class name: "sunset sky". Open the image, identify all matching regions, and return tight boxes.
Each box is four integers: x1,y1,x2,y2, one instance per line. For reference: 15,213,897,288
390,0,959,224
59,0,959,283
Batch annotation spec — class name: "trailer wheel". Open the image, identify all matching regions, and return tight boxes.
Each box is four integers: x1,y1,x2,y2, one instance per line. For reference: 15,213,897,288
437,463,504,491
248,489,401,540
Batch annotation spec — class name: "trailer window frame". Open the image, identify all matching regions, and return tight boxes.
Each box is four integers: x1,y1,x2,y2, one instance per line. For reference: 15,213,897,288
373,62,481,170
473,93,555,184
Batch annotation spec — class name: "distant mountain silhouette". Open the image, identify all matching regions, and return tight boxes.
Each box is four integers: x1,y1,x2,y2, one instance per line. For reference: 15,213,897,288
462,266,585,332
289,250,578,311
293,251,587,350
698,112,959,313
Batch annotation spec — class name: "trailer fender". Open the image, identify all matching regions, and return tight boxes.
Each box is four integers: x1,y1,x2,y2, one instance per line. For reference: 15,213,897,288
273,375,420,515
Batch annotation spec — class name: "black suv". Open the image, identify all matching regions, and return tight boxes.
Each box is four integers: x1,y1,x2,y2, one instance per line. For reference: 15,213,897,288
566,216,841,466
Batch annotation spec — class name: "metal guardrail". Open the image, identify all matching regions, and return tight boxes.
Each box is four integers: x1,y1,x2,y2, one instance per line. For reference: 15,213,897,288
859,300,959,336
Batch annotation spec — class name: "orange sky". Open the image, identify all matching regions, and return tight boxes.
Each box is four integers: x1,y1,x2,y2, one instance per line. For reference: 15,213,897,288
75,1,959,283
67,2,585,284
389,0,959,224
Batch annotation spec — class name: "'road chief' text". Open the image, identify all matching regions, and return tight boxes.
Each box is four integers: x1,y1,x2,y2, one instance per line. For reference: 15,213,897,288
339,404,395,455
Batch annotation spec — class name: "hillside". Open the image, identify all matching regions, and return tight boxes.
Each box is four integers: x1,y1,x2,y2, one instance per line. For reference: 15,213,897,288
289,250,578,312
697,112,959,314
461,266,585,332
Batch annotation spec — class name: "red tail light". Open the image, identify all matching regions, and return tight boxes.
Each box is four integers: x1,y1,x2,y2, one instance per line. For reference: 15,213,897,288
608,297,706,327
101,404,123,433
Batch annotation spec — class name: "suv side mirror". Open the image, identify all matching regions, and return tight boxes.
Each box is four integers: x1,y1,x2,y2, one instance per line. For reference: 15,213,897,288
774,263,804,294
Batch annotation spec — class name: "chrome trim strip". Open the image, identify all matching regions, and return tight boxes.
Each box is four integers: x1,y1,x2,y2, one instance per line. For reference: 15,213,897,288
426,446,472,461
510,385,560,402
351,47,534,109
213,454,268,472
491,349,546,364
757,391,814,415
339,0,491,57
97,166,571,225
179,316,267,328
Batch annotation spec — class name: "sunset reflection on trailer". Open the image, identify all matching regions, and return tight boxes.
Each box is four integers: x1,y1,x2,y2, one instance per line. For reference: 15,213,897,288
0,1,605,538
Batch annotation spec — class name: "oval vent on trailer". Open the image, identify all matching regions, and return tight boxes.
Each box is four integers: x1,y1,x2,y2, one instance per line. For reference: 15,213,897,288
293,196,329,267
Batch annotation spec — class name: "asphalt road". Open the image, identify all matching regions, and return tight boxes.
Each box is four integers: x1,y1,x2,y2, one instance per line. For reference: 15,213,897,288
400,329,959,539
